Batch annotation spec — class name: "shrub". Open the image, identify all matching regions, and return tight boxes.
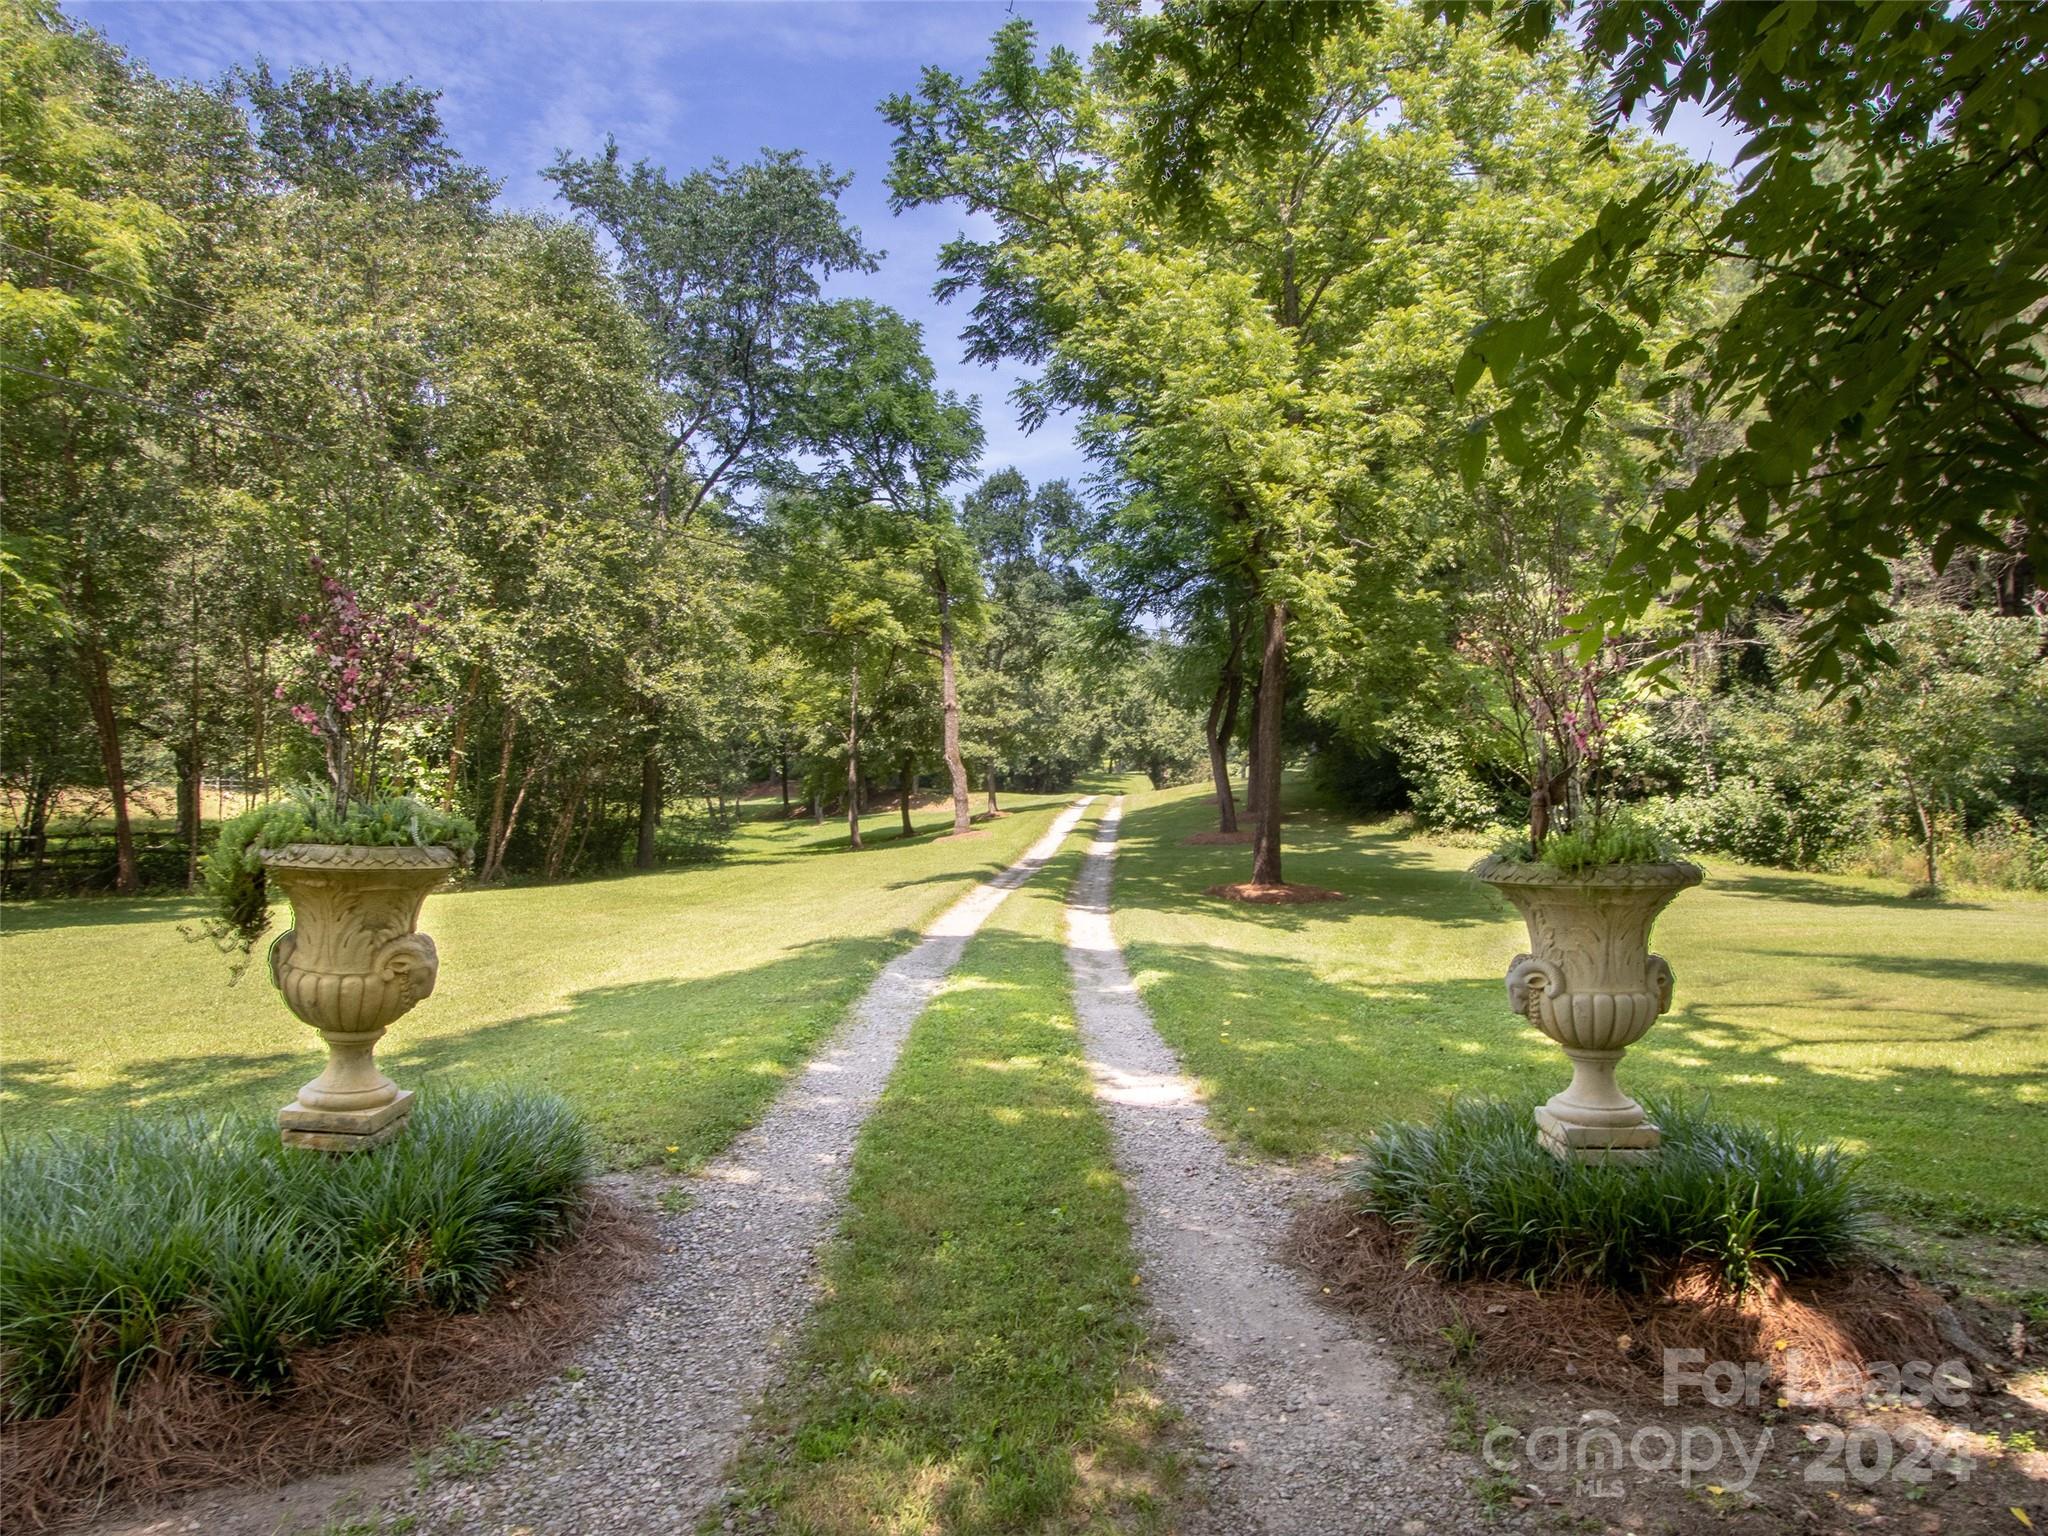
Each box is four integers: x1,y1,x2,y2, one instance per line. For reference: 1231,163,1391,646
0,1090,594,1419
197,783,477,956
1306,734,1412,815
1357,1097,1868,1293
1490,813,1676,874
1841,811,2048,893
1395,722,1517,832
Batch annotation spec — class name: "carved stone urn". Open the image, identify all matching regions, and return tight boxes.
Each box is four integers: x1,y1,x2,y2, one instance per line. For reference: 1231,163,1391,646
1470,854,1702,1164
262,843,457,1151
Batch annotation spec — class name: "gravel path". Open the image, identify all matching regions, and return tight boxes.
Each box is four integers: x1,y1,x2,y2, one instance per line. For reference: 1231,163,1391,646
389,795,1100,1536
1065,798,1482,1535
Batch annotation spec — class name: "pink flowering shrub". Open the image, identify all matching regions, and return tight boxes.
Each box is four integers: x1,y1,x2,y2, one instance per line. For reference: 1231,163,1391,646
276,559,442,811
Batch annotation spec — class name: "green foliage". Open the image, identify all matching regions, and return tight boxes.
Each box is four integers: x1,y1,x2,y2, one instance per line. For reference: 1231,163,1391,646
1108,0,2048,677
0,1089,594,1418
1454,1,2048,682
546,141,874,522
1491,813,1674,874
197,785,476,957
231,59,498,208
1358,1097,1869,1293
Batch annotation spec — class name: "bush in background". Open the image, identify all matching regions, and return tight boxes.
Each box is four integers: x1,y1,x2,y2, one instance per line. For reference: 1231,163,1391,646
1357,1098,1868,1294
0,1091,594,1420
1840,810,2048,893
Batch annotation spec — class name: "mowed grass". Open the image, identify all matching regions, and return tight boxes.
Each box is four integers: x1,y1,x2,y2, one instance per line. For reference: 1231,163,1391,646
730,807,1179,1535
1111,780,2048,1225
0,792,1079,1167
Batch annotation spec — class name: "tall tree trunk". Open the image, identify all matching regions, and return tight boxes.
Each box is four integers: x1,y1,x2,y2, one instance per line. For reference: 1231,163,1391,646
1251,599,1287,887
779,750,792,818
1904,771,1938,888
484,710,519,877
900,755,915,838
485,762,539,882
845,662,863,851
183,568,203,890
543,761,593,880
938,579,972,835
251,641,269,799
174,742,201,889
79,633,137,895
635,748,662,868
811,789,823,825
443,662,482,812
24,768,54,863
985,764,999,816
1207,614,1245,835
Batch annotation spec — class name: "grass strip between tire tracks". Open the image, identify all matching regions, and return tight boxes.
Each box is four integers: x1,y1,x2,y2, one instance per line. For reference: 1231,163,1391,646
725,813,1182,1535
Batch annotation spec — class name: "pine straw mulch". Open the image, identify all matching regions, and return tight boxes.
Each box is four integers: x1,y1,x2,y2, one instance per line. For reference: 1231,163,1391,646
1292,1198,1978,1404
1292,1202,2048,1532
1207,881,1345,904
2,1192,657,1533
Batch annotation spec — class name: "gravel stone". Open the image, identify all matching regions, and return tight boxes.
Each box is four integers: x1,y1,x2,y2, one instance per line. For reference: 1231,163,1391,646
1065,797,1485,1534
386,796,1099,1536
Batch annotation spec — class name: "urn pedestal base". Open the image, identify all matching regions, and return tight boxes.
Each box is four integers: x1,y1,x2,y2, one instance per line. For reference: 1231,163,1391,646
279,1088,414,1152
1534,1105,1661,1165
262,841,456,1154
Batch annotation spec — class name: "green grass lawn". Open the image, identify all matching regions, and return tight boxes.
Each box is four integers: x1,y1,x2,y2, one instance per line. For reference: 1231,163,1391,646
730,802,1177,1535
1111,780,2048,1226
0,791,1082,1167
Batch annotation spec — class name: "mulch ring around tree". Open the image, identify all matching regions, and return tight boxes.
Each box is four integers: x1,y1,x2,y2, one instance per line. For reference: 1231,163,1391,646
1206,880,1344,903
1292,1199,2048,1535
2,1193,656,1534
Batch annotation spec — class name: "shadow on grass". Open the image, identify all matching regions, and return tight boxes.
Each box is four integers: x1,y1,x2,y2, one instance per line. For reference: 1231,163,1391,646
1110,794,1502,932
1,934,912,1168
0,895,211,937
1748,949,2048,994
0,1046,304,1132
1709,871,1988,912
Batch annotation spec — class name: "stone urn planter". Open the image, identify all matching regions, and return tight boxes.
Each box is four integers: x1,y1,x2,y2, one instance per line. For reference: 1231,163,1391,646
1471,854,1702,1164
262,843,458,1151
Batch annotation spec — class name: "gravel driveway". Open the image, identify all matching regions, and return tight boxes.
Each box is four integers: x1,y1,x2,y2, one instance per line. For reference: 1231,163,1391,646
1064,797,1484,1535
386,795,1100,1535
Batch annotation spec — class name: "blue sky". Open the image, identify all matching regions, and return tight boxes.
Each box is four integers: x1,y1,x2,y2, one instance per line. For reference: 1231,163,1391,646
76,1,1731,497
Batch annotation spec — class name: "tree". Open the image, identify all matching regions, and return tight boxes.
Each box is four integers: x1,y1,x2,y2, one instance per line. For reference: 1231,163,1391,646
1107,0,2048,684
546,144,875,527
959,469,1099,808
792,301,985,834
756,494,937,851
1847,610,2046,892
1,0,232,892
887,9,1666,887
546,142,875,860
232,60,499,212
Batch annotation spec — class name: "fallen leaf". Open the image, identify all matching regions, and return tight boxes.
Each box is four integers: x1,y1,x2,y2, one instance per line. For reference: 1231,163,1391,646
2012,1510,2032,1529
